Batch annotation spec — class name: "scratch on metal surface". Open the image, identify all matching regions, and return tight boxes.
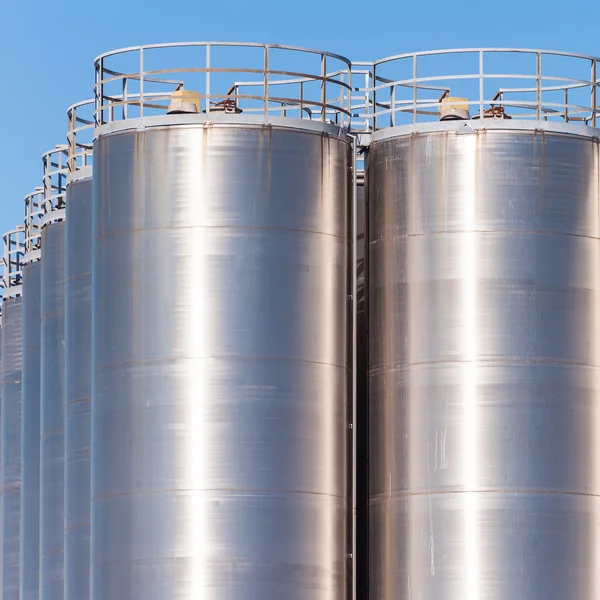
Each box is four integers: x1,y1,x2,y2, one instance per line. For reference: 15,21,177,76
427,442,435,576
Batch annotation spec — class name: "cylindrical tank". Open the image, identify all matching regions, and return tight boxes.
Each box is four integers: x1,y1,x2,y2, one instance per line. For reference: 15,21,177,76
368,123,600,598
39,218,65,600
1,294,23,600
40,146,67,600
64,167,92,600
92,118,351,598
1,226,25,600
21,188,43,600
355,174,368,600
20,260,41,600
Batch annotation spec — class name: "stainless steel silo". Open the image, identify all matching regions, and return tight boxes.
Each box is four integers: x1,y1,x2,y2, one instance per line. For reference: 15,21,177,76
367,49,600,599
64,99,93,600
21,188,43,600
355,174,368,600
92,43,353,600
39,147,67,600
1,226,25,600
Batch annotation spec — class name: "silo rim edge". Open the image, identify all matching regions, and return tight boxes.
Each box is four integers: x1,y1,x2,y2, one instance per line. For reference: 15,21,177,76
93,114,351,142
370,119,600,144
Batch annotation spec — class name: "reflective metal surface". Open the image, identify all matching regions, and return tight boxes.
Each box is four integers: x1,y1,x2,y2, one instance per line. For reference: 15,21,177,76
355,177,369,600
40,223,65,600
367,127,600,599
92,121,351,600
20,261,41,600
1,296,23,600
65,176,92,600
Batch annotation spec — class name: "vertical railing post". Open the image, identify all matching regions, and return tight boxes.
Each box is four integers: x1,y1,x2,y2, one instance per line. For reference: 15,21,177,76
67,108,75,173
321,54,327,121
123,77,128,120
412,54,418,124
347,64,352,127
98,58,104,126
373,63,378,130
479,50,484,119
365,70,370,131
390,84,396,128
264,45,270,117
536,51,542,120
205,43,211,114
592,59,597,128
139,48,145,119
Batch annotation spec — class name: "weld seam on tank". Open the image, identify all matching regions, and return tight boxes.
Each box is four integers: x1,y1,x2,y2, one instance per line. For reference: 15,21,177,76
91,489,348,501
97,357,347,370
64,396,91,407
95,224,349,241
370,230,600,241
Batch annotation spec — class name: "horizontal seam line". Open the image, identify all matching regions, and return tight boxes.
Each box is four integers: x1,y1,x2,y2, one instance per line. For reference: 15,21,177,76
98,355,348,370
65,397,91,407
97,224,348,242
369,489,600,501
92,488,347,502
41,431,64,440
64,273,91,284
370,357,600,372
64,522,89,532
370,229,600,242
41,311,64,320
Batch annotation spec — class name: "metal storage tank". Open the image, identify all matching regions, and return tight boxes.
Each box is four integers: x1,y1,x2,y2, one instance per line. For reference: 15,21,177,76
366,49,600,599
39,147,67,600
355,173,368,600
1,226,25,600
92,43,353,600
20,188,43,600
64,101,93,600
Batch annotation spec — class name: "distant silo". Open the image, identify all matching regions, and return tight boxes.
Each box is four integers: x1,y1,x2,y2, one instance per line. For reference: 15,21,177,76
366,49,600,599
64,100,93,600
92,43,353,600
39,147,67,600
1,226,25,600
20,188,43,600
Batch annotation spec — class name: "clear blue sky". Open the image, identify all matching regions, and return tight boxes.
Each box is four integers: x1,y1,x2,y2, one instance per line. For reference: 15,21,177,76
0,0,596,238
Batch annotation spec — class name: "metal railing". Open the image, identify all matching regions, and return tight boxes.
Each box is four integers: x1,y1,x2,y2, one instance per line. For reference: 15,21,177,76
94,42,352,127
352,48,600,130
41,145,68,223
24,187,44,258
67,100,94,172
2,225,25,294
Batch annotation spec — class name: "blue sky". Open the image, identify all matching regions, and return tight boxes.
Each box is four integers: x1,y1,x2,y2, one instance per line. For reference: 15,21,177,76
0,0,596,237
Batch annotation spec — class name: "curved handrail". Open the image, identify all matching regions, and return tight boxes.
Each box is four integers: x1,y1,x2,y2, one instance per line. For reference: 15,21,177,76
351,48,600,130
2,225,25,294
94,42,352,127
42,145,68,220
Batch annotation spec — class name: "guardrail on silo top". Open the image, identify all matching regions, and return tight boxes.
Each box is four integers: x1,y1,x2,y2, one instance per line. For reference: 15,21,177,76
24,188,43,263
2,226,25,296
352,48,600,130
93,42,353,127
67,100,94,173
41,146,68,226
